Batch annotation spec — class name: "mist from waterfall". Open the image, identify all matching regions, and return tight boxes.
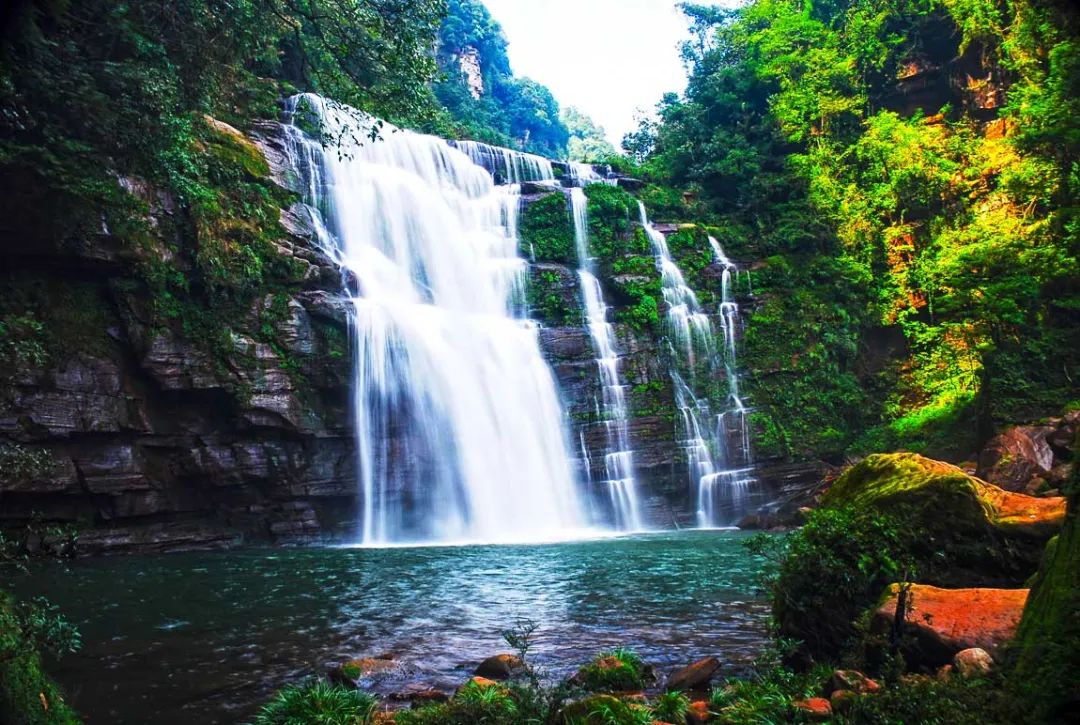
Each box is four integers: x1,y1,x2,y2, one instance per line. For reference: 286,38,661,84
281,93,587,545
637,203,756,527
571,188,642,530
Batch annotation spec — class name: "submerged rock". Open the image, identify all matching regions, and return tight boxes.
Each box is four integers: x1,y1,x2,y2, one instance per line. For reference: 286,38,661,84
872,584,1028,667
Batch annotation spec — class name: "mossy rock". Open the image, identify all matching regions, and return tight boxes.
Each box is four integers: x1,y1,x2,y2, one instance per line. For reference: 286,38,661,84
823,453,1066,586
520,192,576,265
555,694,640,725
1008,450,1080,721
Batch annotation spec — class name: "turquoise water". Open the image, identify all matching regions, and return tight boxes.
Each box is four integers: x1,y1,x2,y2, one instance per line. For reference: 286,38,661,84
11,530,771,724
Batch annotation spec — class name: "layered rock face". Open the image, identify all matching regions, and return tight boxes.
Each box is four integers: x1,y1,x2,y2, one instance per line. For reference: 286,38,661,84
0,121,358,554
0,121,805,551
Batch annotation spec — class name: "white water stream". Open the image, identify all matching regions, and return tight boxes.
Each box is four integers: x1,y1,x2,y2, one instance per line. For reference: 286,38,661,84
571,188,642,530
283,94,587,544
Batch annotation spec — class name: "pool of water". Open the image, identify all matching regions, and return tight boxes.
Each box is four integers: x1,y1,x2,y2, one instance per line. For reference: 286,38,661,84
11,530,771,724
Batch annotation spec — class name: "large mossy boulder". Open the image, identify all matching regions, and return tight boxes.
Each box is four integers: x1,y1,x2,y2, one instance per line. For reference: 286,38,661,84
822,453,1065,586
1008,455,1080,721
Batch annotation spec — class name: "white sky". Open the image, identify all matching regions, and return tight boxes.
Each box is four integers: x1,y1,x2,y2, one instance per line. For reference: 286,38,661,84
482,0,693,146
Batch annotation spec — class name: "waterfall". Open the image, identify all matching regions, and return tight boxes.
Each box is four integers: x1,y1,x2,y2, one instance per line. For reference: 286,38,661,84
637,203,756,527
571,188,642,530
281,93,587,545
451,140,555,184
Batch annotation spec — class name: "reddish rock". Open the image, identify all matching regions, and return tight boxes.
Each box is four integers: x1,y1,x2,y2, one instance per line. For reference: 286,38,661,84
978,427,1054,492
830,669,880,694
953,647,995,678
474,653,524,680
665,656,721,692
792,697,832,720
687,699,710,724
873,584,1028,666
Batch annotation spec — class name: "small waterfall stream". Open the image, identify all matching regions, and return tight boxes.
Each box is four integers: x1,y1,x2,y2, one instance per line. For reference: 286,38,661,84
282,94,586,544
571,188,642,530
637,203,756,527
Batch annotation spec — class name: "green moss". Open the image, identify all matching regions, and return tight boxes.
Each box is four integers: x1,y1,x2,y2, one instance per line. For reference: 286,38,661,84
520,192,576,265
1009,450,1080,721
582,183,639,263
665,225,717,306
820,453,1062,587
573,649,647,692
527,269,582,326
0,590,81,725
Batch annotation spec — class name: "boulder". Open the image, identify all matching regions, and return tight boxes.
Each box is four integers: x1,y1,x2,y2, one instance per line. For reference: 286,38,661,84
474,653,524,680
872,584,1028,667
829,669,880,694
792,697,832,720
978,427,1054,491
823,453,1066,585
953,647,995,678
665,656,720,692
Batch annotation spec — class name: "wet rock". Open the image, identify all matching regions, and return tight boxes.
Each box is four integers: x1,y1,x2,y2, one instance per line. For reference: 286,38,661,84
665,656,720,692
330,657,399,686
792,697,832,720
829,669,880,694
387,686,450,705
977,426,1055,492
872,584,1028,667
953,647,995,678
474,653,524,680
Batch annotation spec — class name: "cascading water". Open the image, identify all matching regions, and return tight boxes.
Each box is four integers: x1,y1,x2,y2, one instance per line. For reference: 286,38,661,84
571,188,642,530
452,140,555,184
282,93,586,544
697,236,755,528
637,203,756,527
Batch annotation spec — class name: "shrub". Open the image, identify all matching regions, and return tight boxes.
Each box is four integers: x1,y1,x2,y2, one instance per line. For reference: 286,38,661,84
0,590,81,725
394,680,531,725
649,691,690,722
744,507,914,662
574,649,648,692
520,192,575,265
252,680,377,725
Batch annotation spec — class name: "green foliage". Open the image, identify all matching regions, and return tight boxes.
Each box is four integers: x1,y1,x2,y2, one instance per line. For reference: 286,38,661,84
744,507,914,661
252,680,377,725
520,193,575,264
394,680,537,725
527,270,581,327
637,0,1080,459
582,184,639,262
0,446,55,484
648,691,690,722
432,0,569,157
574,649,648,693
841,675,1009,724
563,107,617,162
0,590,81,725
